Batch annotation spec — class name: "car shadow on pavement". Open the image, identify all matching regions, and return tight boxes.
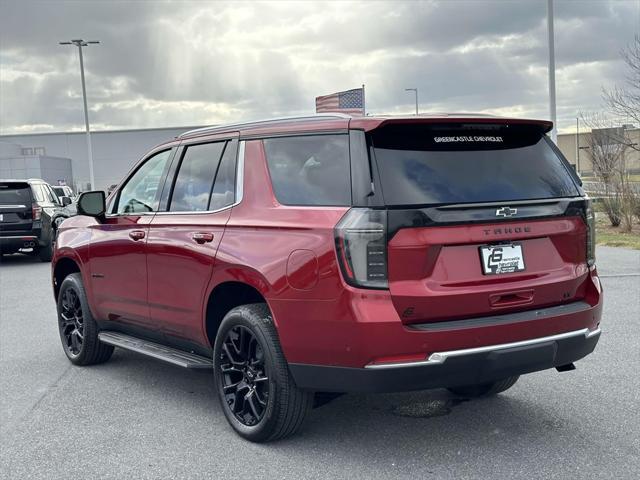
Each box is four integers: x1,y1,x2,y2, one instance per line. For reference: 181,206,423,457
87,347,570,456
0,252,42,264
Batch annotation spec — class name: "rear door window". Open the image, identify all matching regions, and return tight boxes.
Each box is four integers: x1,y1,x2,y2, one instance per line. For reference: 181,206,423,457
263,134,351,206
169,142,225,212
0,183,32,205
371,124,580,206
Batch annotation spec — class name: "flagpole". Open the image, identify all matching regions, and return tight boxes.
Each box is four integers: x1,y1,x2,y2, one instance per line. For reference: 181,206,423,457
362,84,366,116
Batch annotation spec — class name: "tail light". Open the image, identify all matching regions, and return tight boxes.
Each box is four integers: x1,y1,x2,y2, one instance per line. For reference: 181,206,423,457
32,204,42,221
335,208,388,289
585,200,596,267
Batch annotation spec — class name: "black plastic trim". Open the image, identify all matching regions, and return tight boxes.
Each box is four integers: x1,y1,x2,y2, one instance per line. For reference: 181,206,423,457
407,301,590,332
386,197,590,239
96,319,212,358
289,329,600,393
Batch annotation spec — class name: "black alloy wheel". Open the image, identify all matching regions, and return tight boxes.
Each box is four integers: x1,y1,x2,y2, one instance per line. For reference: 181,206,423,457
59,287,84,357
219,325,270,426
213,304,312,442
56,273,113,365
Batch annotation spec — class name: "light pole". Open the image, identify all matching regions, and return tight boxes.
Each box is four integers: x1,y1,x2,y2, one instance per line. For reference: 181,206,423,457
405,88,418,115
60,39,99,190
547,0,557,143
576,117,581,174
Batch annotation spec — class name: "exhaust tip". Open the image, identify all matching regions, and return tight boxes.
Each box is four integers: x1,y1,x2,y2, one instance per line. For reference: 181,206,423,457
556,363,576,372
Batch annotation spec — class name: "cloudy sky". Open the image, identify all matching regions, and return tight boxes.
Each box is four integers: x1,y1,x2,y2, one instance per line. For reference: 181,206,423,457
0,0,638,135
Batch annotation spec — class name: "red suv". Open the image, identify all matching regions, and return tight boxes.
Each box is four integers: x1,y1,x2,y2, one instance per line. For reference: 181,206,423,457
52,114,602,442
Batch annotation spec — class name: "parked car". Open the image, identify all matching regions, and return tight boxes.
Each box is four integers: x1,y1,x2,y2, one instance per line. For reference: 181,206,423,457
0,178,71,261
52,185,75,201
51,114,602,442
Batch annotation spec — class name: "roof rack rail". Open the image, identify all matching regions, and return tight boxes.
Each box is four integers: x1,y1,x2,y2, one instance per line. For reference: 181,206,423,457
178,113,352,139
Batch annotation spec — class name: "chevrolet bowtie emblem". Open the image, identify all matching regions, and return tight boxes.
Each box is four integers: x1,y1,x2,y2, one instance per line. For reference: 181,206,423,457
496,206,518,217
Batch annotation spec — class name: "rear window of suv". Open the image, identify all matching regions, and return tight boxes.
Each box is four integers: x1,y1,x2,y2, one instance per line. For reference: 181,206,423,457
370,123,580,206
263,134,351,206
0,183,32,205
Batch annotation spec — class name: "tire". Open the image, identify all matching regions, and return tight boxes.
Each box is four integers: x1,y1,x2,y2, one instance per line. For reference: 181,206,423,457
213,304,313,442
447,376,520,398
57,273,114,365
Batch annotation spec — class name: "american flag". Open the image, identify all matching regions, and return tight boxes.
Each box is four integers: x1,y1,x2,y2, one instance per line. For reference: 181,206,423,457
315,87,364,115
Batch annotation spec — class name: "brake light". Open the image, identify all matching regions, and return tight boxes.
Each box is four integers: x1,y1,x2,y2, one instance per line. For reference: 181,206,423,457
32,204,42,221
335,208,388,289
585,200,596,267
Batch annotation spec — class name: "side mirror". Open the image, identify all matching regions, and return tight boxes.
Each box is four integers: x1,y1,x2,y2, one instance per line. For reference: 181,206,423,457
61,196,72,207
77,191,106,219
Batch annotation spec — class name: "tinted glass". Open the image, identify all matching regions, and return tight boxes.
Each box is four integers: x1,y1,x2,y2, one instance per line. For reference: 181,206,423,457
52,186,64,197
116,150,172,213
32,185,45,203
209,141,237,211
43,185,59,204
263,135,351,206
170,142,224,212
0,183,31,204
372,124,579,206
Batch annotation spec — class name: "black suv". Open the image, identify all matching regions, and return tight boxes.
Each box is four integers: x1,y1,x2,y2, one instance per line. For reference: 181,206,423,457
0,179,70,261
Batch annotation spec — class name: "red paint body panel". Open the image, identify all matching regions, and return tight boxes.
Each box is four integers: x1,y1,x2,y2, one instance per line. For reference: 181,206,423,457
387,217,590,324
87,214,153,328
146,209,230,344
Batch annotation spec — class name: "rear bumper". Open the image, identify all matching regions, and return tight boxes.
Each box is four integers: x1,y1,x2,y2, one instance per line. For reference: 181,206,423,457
0,234,40,250
290,327,601,393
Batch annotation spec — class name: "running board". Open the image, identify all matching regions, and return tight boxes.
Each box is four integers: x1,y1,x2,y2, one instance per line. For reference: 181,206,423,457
98,331,212,369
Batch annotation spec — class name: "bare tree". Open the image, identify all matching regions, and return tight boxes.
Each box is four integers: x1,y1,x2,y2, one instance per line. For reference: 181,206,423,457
580,113,629,184
579,112,633,229
603,35,640,128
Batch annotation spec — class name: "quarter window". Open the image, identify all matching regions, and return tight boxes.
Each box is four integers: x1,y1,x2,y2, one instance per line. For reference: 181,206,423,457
209,141,237,211
263,135,351,206
43,185,59,204
169,142,225,212
115,150,172,214
31,185,45,202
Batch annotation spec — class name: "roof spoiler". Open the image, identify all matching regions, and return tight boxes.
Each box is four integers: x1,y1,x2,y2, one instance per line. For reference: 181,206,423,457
353,117,554,134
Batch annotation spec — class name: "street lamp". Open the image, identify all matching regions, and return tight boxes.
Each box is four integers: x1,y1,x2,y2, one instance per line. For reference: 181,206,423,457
405,88,418,115
60,39,99,190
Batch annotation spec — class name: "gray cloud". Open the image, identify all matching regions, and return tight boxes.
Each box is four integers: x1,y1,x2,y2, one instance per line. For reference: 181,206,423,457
1,0,638,134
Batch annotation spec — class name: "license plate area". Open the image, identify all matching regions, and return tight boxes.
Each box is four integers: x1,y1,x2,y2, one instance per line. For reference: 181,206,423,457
480,244,526,275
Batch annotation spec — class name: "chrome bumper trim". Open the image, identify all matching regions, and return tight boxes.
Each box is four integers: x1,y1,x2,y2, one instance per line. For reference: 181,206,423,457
365,327,601,370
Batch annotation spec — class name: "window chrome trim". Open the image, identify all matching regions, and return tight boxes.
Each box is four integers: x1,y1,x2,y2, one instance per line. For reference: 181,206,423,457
104,211,155,218
365,327,601,370
153,140,245,216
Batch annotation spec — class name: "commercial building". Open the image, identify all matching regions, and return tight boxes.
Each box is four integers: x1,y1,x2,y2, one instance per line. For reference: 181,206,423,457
0,126,203,192
558,125,640,176
0,141,73,186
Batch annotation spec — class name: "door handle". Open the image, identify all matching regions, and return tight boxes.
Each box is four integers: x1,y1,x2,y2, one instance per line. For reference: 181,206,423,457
192,232,214,244
129,230,146,241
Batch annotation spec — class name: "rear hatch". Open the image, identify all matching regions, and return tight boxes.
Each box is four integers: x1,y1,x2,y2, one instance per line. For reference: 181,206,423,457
345,121,592,325
0,182,34,234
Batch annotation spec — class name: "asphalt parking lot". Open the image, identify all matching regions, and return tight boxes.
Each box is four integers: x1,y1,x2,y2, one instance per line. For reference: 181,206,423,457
1,246,638,479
